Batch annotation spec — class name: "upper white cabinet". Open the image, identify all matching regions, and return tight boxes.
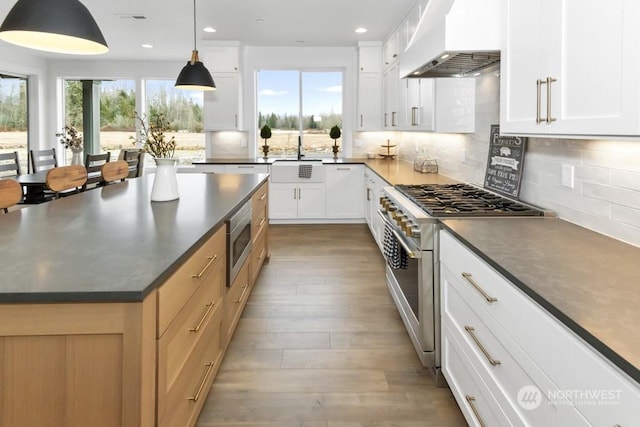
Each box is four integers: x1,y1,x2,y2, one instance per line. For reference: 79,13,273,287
383,32,399,70
357,43,382,131
500,0,640,137
325,165,365,219
203,73,241,131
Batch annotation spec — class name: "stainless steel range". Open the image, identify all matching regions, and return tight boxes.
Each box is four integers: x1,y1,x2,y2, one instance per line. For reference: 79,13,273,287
379,183,547,385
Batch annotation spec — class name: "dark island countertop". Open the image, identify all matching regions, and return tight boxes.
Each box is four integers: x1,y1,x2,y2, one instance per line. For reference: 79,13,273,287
440,218,640,383
0,173,269,304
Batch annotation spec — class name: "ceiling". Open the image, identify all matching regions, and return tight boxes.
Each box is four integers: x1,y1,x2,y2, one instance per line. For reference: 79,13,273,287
0,0,418,61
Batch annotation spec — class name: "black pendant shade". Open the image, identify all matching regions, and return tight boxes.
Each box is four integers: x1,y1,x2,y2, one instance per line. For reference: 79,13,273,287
175,0,215,91
175,51,216,91
0,0,108,55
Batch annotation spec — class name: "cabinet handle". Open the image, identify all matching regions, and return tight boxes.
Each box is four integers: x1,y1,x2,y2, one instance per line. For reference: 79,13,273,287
367,188,371,201
465,326,501,366
188,361,216,402
411,107,418,126
258,247,266,260
259,217,266,227
234,114,238,128
238,165,254,169
536,79,544,124
298,188,302,199
293,188,297,199
465,396,488,427
259,193,266,201
235,284,249,304
189,301,216,333
391,111,397,127
336,167,351,171
461,272,498,303
384,113,388,127
192,255,218,279
546,77,557,123
360,114,363,127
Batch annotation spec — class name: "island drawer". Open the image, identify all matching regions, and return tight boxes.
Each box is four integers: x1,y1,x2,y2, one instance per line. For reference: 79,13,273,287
222,258,251,348
158,225,226,336
157,254,225,420
157,305,223,427
250,228,268,285
251,182,268,241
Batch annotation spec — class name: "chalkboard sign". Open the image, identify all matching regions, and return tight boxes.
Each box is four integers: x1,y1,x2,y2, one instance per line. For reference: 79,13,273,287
483,124,527,198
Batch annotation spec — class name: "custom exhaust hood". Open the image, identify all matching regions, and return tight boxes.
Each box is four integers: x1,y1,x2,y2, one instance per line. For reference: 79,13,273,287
400,0,501,78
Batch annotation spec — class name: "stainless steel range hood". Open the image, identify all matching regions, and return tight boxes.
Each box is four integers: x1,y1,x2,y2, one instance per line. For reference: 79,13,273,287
400,0,501,78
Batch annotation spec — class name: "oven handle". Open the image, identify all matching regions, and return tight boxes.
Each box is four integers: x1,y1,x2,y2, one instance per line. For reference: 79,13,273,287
377,210,421,259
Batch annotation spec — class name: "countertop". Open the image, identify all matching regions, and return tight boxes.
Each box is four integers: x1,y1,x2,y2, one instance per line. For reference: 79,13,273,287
440,218,640,383
193,157,459,186
0,173,269,303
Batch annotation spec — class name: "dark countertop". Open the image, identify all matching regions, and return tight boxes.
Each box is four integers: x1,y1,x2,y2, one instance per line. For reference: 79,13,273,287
440,218,640,383
0,173,269,304
193,158,459,186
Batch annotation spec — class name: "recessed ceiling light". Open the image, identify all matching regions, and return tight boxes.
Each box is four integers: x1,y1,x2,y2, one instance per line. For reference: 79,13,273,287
413,71,420,75
296,40,305,44
256,19,264,23
440,54,450,59
473,72,481,77
203,27,216,33
355,27,367,34
142,44,153,49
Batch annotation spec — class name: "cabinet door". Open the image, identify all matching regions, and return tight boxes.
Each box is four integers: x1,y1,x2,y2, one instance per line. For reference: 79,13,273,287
358,45,382,73
297,184,326,219
357,73,382,131
383,32,399,69
325,165,364,219
203,73,240,131
383,65,399,129
224,165,269,174
268,184,298,219
418,79,435,131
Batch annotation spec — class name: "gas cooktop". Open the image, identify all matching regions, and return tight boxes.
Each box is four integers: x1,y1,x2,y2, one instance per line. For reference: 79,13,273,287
394,183,544,217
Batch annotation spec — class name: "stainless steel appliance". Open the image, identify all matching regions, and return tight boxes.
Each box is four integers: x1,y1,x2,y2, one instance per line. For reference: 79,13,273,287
227,201,252,286
379,183,546,384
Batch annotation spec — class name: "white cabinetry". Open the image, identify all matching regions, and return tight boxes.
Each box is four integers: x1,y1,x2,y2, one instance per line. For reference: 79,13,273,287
383,64,400,129
357,43,382,131
191,164,268,174
501,0,640,137
325,165,364,219
440,230,640,426
203,73,241,131
382,32,399,70
364,168,387,252
269,183,325,219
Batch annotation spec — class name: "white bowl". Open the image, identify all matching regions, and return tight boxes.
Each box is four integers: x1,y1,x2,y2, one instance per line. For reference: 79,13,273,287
366,152,376,159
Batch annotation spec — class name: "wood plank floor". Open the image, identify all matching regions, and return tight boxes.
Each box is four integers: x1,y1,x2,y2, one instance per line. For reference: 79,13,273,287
196,224,467,427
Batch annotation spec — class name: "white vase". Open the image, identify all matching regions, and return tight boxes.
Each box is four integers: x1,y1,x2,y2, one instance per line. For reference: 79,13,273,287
150,158,179,202
71,149,83,165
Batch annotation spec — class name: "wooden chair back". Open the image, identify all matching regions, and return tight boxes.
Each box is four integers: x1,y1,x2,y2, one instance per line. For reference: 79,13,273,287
45,165,88,198
30,149,58,172
84,152,111,188
101,160,129,184
0,151,22,178
119,149,144,178
0,178,23,213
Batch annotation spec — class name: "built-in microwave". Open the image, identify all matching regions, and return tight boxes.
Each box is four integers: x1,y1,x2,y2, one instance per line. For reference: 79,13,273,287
227,201,252,286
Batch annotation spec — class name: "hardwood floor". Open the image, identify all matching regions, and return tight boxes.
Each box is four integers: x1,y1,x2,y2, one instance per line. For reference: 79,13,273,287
196,224,466,427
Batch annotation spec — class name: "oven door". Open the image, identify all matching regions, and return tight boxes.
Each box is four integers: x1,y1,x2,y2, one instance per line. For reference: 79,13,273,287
227,202,252,286
378,210,435,367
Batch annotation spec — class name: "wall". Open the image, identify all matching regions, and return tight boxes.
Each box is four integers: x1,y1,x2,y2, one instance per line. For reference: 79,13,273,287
357,74,640,247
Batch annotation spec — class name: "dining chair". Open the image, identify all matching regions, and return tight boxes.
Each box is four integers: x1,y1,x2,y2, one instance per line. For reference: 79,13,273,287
0,178,23,213
119,149,144,178
101,160,129,185
83,152,111,189
30,148,58,172
45,165,88,199
0,151,22,178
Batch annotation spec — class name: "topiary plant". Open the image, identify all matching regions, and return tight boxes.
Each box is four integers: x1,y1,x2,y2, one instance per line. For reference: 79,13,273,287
329,125,341,158
260,125,272,158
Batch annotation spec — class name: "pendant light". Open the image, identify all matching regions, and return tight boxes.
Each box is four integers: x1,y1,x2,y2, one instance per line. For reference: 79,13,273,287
0,0,108,55
175,0,216,91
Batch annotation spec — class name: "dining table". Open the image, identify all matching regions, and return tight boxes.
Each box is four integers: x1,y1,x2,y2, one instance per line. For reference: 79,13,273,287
16,170,52,204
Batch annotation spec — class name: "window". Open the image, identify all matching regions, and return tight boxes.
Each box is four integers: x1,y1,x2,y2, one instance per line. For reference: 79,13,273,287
145,80,205,166
0,74,28,174
257,70,343,157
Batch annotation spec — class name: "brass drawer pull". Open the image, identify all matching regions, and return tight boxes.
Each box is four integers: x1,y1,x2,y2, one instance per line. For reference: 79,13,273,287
465,395,487,427
259,193,266,201
465,326,501,366
189,301,215,333
258,247,266,260
188,361,215,402
235,284,249,304
461,272,498,303
259,217,266,227
192,255,217,279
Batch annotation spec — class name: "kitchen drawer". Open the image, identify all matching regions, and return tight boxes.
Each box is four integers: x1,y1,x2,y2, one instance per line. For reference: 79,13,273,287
157,255,225,421
222,259,251,348
158,225,226,336
442,265,590,426
158,305,223,427
225,164,269,174
250,227,268,285
442,321,511,427
252,184,268,243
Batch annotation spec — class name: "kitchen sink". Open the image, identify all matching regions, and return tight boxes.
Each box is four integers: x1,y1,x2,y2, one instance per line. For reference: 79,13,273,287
270,160,325,183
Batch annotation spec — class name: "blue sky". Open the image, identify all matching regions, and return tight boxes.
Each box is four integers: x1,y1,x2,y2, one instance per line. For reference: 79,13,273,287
257,70,343,116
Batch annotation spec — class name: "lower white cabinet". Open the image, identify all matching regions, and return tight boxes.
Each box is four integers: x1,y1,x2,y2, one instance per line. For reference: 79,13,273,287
364,168,387,252
269,183,326,219
325,165,364,219
191,164,268,174
440,230,640,427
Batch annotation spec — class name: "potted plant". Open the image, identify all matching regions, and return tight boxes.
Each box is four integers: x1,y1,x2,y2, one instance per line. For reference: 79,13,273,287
330,125,341,159
260,125,272,158
57,125,84,165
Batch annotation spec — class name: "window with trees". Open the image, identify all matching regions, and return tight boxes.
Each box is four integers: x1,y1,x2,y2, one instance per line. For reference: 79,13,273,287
257,70,343,157
0,74,28,174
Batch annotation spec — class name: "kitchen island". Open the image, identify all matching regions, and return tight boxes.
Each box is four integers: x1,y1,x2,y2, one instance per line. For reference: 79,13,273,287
0,173,269,427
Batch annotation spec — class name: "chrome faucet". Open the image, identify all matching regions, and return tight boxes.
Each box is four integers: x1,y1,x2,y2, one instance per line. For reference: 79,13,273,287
297,135,304,160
